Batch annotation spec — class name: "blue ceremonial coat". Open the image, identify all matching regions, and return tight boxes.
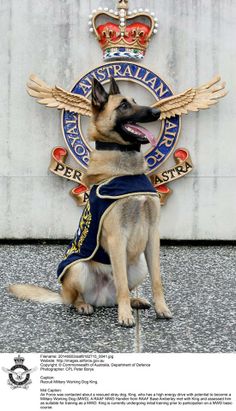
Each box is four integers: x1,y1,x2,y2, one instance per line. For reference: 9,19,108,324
57,174,158,282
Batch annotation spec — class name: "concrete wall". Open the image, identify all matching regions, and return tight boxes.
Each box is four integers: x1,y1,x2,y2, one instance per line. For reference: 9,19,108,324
1,0,235,240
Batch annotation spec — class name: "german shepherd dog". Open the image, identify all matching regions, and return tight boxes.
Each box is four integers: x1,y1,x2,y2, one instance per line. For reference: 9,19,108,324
9,77,172,327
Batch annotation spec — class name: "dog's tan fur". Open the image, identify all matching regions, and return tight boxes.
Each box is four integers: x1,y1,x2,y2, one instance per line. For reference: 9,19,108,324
9,79,172,327
82,150,146,186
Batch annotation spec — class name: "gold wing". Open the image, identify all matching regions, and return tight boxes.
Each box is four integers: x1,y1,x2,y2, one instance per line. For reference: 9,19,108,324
152,76,227,120
27,74,92,117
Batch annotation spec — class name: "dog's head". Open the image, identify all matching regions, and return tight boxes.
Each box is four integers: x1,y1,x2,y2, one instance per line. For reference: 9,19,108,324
88,77,160,146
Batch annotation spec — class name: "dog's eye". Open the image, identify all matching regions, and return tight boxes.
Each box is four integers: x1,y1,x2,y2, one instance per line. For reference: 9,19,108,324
119,100,130,110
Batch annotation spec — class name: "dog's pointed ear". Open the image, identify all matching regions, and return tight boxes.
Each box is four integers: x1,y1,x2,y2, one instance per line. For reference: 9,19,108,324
109,77,121,95
91,78,109,110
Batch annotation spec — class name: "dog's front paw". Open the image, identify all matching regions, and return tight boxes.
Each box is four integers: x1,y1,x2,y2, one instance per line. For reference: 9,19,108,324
76,303,94,315
118,307,135,327
155,302,173,320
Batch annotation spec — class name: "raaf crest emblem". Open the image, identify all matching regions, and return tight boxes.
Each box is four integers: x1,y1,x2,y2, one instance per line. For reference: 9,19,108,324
26,0,227,206
2,355,37,390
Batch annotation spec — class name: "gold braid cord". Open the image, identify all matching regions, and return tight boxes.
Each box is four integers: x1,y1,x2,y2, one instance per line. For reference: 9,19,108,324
27,74,92,117
152,75,227,120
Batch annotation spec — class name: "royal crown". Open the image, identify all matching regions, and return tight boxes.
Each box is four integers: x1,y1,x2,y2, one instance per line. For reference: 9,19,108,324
89,0,158,61
14,354,25,365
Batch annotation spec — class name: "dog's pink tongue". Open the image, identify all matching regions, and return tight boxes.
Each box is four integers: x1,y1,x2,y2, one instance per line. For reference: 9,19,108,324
127,124,157,146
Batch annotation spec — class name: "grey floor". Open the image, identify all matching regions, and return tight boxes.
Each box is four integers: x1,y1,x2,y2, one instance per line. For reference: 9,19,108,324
0,244,235,353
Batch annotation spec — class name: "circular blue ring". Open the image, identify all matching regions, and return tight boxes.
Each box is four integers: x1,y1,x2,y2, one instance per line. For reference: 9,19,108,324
62,62,181,173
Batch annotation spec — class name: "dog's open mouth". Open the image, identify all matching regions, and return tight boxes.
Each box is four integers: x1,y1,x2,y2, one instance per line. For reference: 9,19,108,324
122,123,157,146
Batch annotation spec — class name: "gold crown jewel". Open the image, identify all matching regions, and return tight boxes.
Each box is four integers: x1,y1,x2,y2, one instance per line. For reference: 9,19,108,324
88,0,159,61
14,355,25,365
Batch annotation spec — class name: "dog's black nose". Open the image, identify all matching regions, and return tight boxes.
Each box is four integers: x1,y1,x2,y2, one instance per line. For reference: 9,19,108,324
151,108,161,119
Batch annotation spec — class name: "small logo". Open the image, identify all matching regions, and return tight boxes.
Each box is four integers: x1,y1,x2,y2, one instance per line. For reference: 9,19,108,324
2,355,37,389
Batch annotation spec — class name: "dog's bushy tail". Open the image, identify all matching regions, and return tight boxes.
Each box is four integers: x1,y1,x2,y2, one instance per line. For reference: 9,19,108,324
8,284,63,304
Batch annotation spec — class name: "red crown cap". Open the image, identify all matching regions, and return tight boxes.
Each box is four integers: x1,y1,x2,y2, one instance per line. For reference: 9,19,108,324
89,1,159,61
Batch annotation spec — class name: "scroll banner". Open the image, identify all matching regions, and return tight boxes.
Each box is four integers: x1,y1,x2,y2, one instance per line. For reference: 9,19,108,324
49,147,88,206
49,147,84,183
49,147,193,206
151,148,193,205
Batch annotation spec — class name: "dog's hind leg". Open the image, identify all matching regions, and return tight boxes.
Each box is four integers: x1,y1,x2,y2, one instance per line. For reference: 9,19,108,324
62,282,94,315
74,295,94,315
61,266,94,315
61,281,77,305
130,297,151,309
